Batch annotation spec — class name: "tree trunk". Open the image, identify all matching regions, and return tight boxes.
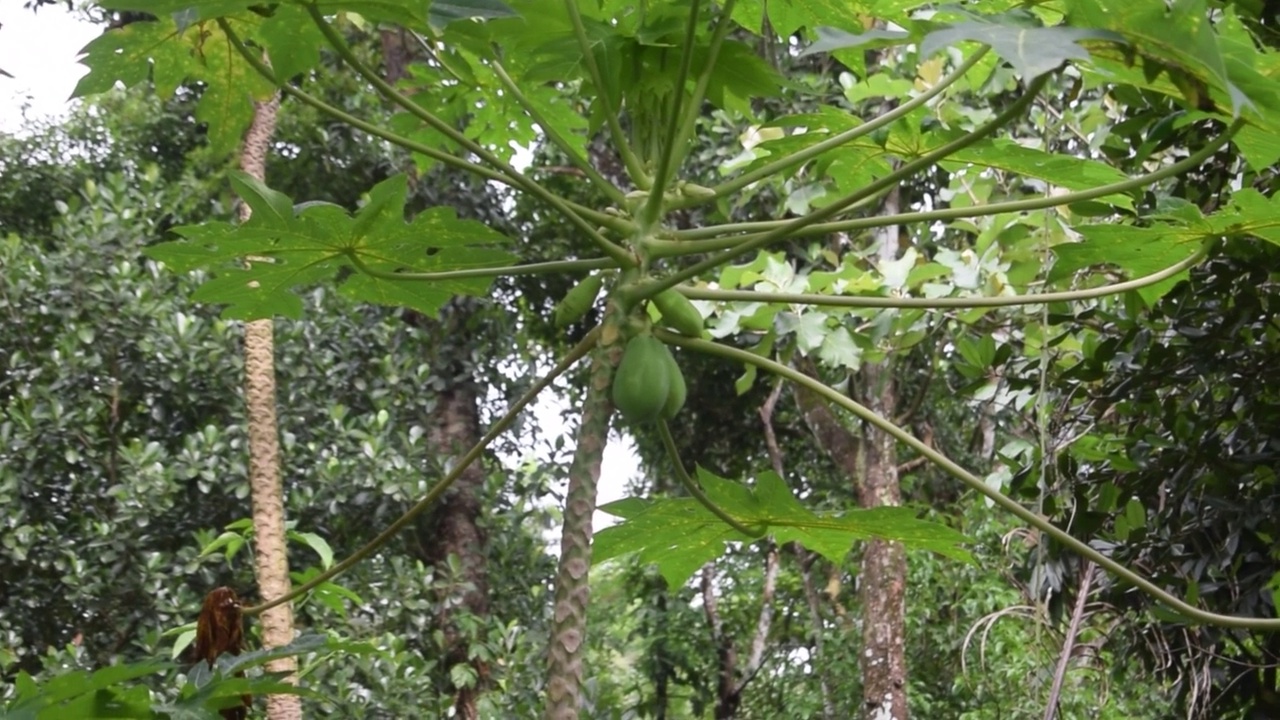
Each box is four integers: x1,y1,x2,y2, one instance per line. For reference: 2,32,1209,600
856,362,906,720
793,194,907,719
239,92,302,720
546,325,620,720
856,190,907,720
408,304,492,719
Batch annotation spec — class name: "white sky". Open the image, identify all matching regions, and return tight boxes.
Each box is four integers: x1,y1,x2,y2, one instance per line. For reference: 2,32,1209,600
0,3,637,529
0,4,98,132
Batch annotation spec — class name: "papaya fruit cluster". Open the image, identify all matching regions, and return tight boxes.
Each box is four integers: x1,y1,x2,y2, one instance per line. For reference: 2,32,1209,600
552,273,704,424
611,334,686,423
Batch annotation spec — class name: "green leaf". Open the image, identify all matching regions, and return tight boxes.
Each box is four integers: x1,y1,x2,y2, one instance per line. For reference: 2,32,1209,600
595,467,972,587
921,21,1124,79
145,176,515,319
799,26,911,56
1066,0,1259,115
288,531,335,569
230,171,293,228
1049,224,1206,303
73,14,274,156
428,0,518,28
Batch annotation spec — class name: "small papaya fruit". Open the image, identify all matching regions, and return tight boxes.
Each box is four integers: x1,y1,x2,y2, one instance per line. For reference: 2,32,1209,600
553,273,605,327
660,344,686,419
652,288,704,337
612,334,671,423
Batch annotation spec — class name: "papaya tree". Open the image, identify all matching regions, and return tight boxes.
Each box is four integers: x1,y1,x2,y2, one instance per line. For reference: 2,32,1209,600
51,0,1280,717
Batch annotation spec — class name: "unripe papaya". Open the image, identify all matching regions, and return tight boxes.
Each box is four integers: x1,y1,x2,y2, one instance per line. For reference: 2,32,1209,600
553,273,605,327
612,335,671,423
660,344,686,419
652,288,704,336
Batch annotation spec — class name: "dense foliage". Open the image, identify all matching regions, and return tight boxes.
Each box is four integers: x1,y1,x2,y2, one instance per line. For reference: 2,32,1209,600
4,0,1280,718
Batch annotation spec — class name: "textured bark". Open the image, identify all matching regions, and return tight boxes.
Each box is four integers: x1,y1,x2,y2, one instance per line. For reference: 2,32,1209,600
792,218,907,719
408,305,491,720
1043,563,1094,720
856,191,907,720
545,332,620,720
702,547,780,719
857,362,906,720
239,93,302,720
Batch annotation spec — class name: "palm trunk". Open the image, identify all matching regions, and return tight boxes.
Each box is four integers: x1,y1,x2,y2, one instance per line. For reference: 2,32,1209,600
545,326,620,720
239,92,302,720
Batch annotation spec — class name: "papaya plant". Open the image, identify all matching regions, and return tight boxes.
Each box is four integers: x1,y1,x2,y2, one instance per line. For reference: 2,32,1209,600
64,0,1280,715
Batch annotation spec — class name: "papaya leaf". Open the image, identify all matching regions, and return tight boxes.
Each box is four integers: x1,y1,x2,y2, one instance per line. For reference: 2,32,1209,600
73,14,274,156
799,26,911,57
1066,0,1258,116
1049,225,1204,303
428,0,518,28
144,175,515,319
920,22,1124,79
595,468,971,587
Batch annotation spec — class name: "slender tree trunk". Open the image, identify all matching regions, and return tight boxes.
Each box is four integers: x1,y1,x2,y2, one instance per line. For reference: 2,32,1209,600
407,304,492,719
374,36,494,716
239,92,302,720
856,190,907,720
546,325,620,720
793,191,908,720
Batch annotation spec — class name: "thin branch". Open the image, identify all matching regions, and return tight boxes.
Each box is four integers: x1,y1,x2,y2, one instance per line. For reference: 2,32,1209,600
656,328,1280,631
1043,563,1095,720
737,541,779,690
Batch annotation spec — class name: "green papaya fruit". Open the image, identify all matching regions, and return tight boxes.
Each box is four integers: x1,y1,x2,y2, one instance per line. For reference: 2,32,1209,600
612,335,671,423
660,343,686,419
652,288,704,336
553,273,605,327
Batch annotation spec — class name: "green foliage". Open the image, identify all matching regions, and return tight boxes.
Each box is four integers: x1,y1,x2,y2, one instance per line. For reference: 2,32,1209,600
1,635,357,719
596,468,970,587
18,0,1280,715
144,173,514,319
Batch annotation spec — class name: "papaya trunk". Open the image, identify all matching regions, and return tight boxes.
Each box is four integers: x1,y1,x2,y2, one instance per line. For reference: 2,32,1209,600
239,92,302,720
545,327,620,720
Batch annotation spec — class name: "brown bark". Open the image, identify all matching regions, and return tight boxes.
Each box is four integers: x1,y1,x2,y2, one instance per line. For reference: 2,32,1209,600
410,305,491,719
239,92,303,720
792,200,907,719
377,34,492,716
700,547,780,720
545,338,618,720
856,362,906,720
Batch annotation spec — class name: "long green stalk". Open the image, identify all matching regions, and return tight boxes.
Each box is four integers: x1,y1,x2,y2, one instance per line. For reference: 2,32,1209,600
302,8,633,267
679,47,990,209
678,246,1206,308
654,124,1242,254
348,255,617,283
656,419,764,537
564,0,648,185
627,73,1051,303
657,329,1280,631
218,21,632,239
